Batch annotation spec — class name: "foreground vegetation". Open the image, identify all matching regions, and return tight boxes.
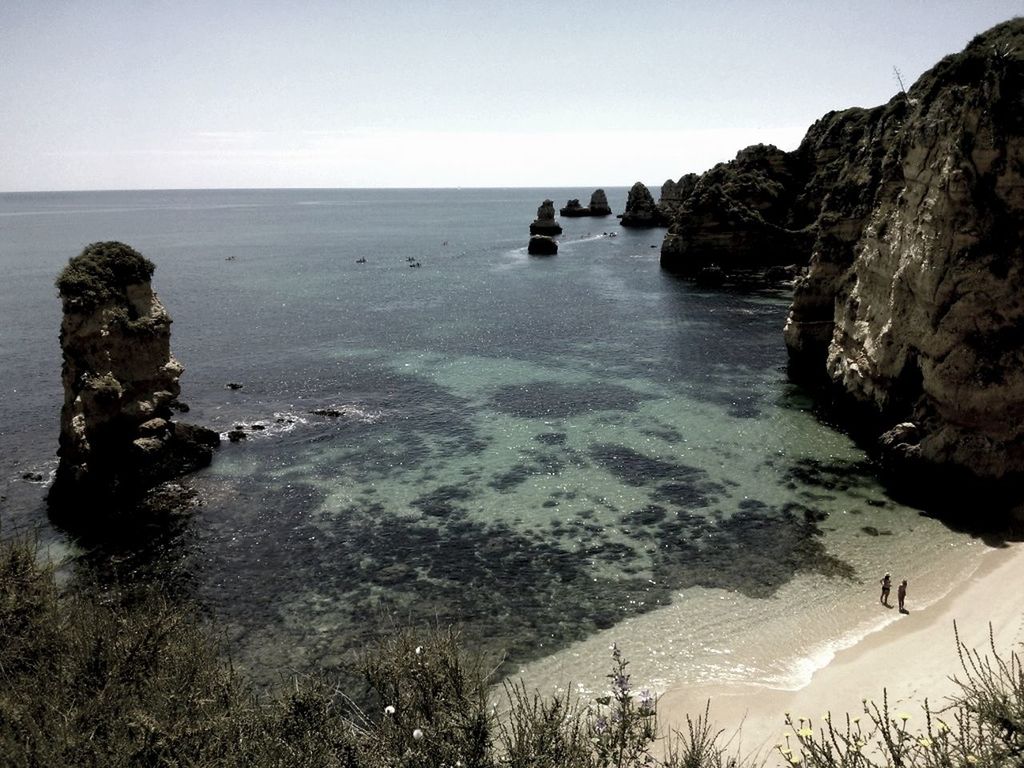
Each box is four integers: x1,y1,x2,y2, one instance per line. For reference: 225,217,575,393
2,537,1023,767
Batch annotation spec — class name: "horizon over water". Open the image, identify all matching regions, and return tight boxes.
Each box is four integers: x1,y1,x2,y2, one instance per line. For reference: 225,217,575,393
0,188,988,698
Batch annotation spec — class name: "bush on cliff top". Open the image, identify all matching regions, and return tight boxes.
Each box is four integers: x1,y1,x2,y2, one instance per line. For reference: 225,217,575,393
56,241,156,310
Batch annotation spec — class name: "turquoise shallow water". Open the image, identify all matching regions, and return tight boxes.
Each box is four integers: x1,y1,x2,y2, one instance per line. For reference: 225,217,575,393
0,188,988,694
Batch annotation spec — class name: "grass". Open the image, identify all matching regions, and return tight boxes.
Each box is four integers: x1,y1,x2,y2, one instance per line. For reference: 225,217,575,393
2,536,1023,767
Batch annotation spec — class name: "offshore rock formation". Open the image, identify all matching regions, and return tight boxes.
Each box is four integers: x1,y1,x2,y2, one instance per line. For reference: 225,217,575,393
619,182,669,227
589,188,612,216
660,144,828,277
658,173,699,218
528,235,558,256
50,242,219,516
559,189,614,217
781,19,1024,491
559,199,589,217
529,199,563,236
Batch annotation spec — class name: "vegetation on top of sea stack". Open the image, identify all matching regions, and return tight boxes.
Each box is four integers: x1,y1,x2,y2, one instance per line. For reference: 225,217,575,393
56,241,156,311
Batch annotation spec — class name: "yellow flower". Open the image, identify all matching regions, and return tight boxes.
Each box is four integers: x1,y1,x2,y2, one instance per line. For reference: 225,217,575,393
917,737,933,747
797,727,814,738
967,756,979,765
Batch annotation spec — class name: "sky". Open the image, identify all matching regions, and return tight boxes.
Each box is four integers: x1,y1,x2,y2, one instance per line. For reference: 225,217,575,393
1,1,1021,191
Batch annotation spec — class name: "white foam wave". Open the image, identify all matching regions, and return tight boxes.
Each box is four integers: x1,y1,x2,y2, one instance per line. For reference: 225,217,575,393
220,405,384,441
309,405,384,424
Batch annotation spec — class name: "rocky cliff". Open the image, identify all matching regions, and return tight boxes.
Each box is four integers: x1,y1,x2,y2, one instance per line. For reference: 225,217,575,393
658,173,699,218
589,189,612,216
782,19,1024,492
50,242,219,516
529,199,563,236
660,145,820,276
558,189,614,217
619,182,669,227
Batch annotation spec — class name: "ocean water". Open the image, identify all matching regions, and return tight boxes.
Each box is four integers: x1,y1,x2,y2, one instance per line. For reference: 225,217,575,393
0,188,987,700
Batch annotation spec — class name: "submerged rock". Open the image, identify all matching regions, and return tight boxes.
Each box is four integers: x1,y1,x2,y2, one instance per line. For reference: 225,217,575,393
619,182,669,228
529,199,562,236
49,241,219,517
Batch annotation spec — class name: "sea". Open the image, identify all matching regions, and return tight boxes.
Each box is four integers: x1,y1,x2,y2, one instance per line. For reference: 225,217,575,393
0,187,991,702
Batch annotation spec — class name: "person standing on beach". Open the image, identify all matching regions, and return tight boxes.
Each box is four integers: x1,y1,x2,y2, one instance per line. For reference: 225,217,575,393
898,579,908,613
880,573,892,606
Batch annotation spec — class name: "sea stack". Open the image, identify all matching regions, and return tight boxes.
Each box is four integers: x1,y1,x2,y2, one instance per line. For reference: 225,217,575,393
528,236,558,256
589,189,612,216
529,199,563,236
619,182,669,227
780,19,1024,496
559,199,588,217
50,241,219,516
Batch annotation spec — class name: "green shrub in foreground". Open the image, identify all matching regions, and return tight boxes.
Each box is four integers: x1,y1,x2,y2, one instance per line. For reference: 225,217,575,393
3,535,1024,767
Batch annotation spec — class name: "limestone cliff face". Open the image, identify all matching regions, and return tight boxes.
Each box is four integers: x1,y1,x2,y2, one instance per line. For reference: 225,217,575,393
783,102,907,359
50,242,219,513
785,19,1024,483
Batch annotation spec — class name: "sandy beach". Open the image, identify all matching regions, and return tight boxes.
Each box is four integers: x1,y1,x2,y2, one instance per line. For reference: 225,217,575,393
656,540,1024,760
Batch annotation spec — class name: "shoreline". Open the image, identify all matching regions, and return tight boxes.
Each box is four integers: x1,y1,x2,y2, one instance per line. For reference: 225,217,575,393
655,540,1024,759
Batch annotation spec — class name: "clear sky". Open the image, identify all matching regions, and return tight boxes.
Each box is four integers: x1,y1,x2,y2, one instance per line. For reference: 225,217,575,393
1,1,1021,191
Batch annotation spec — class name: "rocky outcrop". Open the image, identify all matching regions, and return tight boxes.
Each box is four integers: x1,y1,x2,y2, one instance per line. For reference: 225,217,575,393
528,235,558,256
49,242,219,516
658,173,699,218
619,182,669,227
529,199,563,236
782,19,1024,491
589,189,612,216
559,199,588,217
660,144,827,277
559,189,614,217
